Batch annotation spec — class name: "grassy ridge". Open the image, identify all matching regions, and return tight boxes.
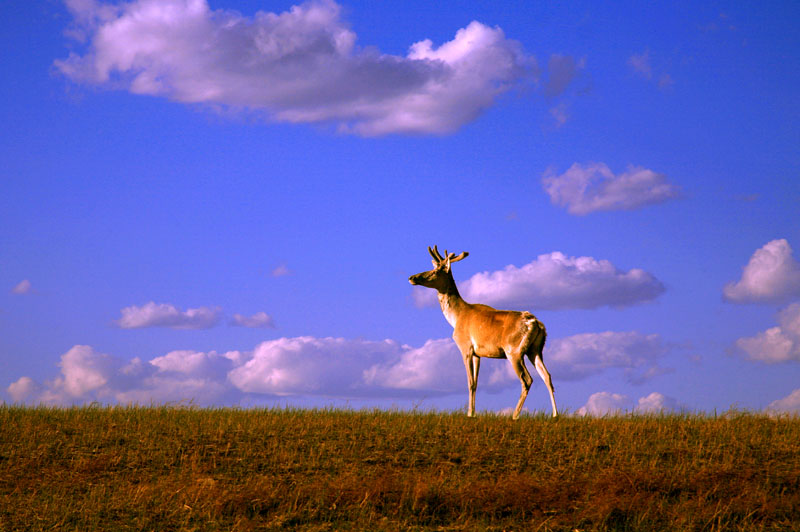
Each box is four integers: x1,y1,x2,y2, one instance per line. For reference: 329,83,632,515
1,406,798,531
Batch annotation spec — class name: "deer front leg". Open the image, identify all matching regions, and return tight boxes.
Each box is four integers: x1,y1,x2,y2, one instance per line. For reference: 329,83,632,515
462,348,478,417
470,355,480,416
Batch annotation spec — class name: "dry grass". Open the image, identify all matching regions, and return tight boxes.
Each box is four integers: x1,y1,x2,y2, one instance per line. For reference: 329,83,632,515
1,405,798,531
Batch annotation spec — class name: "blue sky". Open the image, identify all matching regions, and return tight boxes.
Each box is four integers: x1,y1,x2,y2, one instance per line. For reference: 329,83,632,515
2,0,799,414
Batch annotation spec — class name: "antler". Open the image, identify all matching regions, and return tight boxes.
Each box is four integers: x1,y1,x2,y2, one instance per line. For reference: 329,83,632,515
428,245,445,263
448,251,469,263
428,245,468,265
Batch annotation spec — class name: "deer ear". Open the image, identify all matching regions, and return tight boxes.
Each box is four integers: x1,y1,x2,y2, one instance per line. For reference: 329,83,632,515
431,260,438,268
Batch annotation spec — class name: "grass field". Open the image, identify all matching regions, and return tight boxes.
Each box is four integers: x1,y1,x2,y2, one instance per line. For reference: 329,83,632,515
1,406,798,531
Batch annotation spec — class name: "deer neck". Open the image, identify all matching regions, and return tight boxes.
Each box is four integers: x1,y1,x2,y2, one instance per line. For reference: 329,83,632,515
437,274,465,329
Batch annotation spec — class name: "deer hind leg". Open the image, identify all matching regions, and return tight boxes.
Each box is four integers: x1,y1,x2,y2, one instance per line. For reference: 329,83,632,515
510,357,532,420
532,355,558,418
525,325,558,418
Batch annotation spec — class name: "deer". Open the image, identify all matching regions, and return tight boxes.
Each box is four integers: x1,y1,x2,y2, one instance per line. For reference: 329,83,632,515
409,246,557,420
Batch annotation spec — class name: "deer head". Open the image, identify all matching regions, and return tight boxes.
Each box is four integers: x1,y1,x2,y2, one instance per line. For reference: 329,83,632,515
408,245,469,293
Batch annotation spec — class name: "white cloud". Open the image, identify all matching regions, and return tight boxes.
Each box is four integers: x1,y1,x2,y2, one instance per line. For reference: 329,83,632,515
628,50,674,90
230,312,275,328
658,73,674,89
542,162,682,215
577,391,680,416
766,389,800,415
635,392,682,413
271,264,291,277
577,391,631,416
723,239,800,303
628,50,652,79
417,251,665,310
56,0,538,136
8,346,244,406
7,377,40,403
735,303,800,363
114,350,242,405
229,336,408,396
62,345,115,396
411,285,436,308
11,279,33,295
149,349,240,376
363,338,463,393
6,329,669,406
547,331,671,383
549,102,569,128
362,338,518,394
113,377,232,405
15,345,119,404
368,331,671,392
114,301,221,329
545,54,584,97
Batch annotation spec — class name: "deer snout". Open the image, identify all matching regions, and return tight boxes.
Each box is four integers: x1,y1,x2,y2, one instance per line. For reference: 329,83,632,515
409,274,419,285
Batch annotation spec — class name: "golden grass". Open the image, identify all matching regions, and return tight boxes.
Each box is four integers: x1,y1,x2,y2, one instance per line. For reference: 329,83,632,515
1,406,798,531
